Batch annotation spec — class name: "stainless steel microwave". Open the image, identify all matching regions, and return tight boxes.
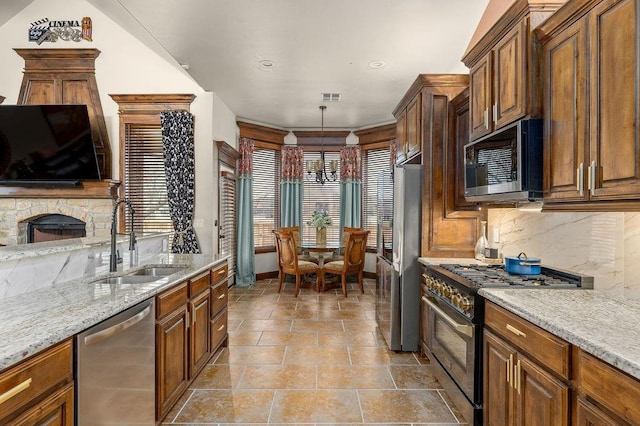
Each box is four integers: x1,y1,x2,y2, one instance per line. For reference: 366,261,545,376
464,118,543,202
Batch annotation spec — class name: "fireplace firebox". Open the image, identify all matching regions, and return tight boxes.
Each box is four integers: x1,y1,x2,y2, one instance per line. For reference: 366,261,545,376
26,214,86,243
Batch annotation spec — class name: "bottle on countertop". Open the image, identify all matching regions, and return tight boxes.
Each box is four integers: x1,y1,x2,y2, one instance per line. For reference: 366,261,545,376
474,220,488,261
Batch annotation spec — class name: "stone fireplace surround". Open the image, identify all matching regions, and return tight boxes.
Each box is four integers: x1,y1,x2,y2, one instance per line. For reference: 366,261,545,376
0,181,119,246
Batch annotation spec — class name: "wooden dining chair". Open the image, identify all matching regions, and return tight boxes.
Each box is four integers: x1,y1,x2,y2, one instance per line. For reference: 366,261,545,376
320,229,369,297
279,226,319,264
331,226,361,261
273,229,320,296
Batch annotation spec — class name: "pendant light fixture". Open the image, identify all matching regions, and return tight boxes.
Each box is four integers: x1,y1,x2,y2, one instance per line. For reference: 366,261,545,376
305,105,338,184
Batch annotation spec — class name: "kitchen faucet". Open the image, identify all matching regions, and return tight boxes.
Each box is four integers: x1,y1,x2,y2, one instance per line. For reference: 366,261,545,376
110,198,137,272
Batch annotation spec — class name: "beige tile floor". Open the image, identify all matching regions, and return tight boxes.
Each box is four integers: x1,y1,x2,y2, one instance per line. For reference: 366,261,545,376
161,277,468,425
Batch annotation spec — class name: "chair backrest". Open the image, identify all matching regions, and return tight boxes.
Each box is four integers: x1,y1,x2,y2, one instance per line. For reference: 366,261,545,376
342,230,369,273
339,226,361,254
273,229,299,273
279,226,302,255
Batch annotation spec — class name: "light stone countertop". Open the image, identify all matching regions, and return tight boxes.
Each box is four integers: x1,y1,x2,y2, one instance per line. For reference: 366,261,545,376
0,232,170,262
479,288,640,381
0,252,228,371
418,257,640,381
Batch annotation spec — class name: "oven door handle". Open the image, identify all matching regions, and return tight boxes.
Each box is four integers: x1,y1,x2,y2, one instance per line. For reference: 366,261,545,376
423,296,473,338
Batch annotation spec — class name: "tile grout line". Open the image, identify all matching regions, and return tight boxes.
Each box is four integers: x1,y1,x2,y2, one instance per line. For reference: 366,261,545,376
437,388,463,424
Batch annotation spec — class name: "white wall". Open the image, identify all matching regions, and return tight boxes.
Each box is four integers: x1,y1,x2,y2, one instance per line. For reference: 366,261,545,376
0,0,238,254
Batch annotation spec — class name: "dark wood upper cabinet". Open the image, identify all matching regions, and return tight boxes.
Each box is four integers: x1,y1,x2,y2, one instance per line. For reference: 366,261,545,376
393,75,484,258
537,0,640,210
14,49,112,179
463,0,562,142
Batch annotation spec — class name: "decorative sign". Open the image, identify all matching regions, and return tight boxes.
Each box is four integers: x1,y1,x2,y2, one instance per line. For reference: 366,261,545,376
29,17,93,44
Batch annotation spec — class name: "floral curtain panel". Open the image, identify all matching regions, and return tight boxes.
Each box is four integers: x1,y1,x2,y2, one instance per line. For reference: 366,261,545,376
280,146,304,228
338,145,362,238
160,109,200,254
236,137,255,286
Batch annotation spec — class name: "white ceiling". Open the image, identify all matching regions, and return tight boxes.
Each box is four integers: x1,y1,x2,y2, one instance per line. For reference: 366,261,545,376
1,0,489,129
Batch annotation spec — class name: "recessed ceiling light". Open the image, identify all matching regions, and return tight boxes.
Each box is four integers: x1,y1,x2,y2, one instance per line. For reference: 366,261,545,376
368,60,385,69
258,60,275,71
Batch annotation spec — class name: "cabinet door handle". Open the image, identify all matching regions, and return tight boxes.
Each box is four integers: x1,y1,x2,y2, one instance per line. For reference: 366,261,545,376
493,103,498,124
484,108,489,130
217,324,225,332
185,311,190,329
218,293,226,300
589,161,596,191
0,378,32,405
506,323,527,338
515,359,522,394
577,163,584,195
507,353,513,386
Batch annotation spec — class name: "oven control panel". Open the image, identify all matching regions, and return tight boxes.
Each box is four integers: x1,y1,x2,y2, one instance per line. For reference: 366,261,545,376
423,273,475,320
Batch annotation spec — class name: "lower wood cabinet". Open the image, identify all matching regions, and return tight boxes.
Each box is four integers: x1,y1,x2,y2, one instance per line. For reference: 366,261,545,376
483,302,570,426
0,339,74,425
577,349,640,425
156,282,189,421
7,382,74,426
155,261,228,422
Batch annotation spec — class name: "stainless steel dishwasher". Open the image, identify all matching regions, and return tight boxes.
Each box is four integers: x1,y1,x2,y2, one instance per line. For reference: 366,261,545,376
76,298,155,425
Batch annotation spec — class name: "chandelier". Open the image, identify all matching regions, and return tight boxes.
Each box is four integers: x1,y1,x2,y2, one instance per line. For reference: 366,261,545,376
305,105,338,184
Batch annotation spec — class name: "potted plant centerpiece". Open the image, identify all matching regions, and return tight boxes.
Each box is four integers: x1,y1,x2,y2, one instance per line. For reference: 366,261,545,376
307,209,332,247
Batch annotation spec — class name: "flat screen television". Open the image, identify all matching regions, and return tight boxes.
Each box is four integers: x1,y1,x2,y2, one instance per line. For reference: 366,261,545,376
0,104,101,186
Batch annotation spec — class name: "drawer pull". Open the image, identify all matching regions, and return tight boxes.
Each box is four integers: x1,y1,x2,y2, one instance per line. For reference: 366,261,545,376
217,269,226,275
217,293,226,300
217,324,226,332
0,378,32,405
506,323,527,338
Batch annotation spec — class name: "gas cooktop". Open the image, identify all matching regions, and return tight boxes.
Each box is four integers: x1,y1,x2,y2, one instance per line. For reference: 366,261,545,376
438,263,594,289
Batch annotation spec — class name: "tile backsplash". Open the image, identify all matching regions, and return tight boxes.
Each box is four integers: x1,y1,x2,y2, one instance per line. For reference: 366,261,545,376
488,209,640,298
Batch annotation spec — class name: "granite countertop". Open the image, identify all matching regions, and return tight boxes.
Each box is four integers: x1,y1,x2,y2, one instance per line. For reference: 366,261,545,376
480,288,640,381
0,252,228,371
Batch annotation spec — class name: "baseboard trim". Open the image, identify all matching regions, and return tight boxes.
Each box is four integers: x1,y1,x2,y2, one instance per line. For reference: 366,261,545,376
256,271,278,281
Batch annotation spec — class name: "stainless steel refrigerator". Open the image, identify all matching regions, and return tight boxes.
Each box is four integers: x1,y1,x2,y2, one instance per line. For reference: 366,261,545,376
376,164,422,352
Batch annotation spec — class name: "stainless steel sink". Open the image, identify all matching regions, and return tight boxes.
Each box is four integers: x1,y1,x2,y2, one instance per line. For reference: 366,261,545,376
92,275,161,285
126,266,185,277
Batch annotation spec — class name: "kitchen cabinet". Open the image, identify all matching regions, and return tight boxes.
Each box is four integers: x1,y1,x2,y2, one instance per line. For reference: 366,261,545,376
483,302,570,426
576,349,640,425
188,271,212,377
463,0,561,141
155,260,228,422
210,261,229,351
394,74,484,257
0,339,73,425
469,19,527,140
538,0,640,208
447,88,478,211
394,92,421,164
156,282,189,421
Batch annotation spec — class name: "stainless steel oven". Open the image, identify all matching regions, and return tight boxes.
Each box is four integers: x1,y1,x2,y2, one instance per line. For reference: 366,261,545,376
423,295,478,401
421,263,593,426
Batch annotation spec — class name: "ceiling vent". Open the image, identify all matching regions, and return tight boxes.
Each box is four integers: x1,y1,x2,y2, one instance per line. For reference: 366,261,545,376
322,93,342,102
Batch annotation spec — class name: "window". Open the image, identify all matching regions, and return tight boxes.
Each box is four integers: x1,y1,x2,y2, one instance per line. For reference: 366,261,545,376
111,94,195,234
363,148,391,249
122,123,172,233
302,151,341,245
252,148,281,248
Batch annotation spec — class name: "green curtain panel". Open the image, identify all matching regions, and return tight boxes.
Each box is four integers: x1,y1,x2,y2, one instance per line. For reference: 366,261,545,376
338,146,362,240
236,137,255,286
280,146,304,227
